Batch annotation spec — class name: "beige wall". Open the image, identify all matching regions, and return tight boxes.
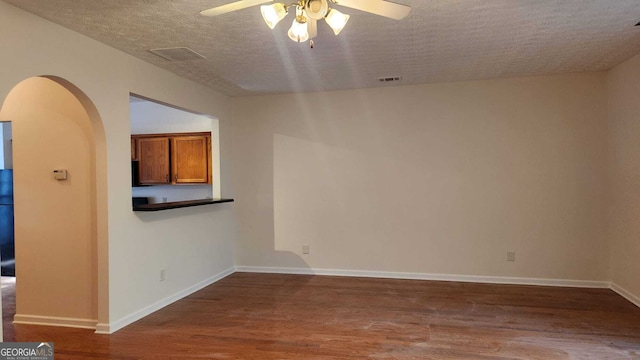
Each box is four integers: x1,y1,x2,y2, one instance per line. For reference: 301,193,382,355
0,1,236,332
232,73,610,281
607,52,640,302
2,77,98,323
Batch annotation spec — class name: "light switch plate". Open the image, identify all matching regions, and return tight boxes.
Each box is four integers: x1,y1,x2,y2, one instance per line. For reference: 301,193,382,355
53,169,68,180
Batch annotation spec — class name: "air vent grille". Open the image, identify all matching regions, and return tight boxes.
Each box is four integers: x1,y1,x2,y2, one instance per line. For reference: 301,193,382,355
378,76,402,83
148,47,206,62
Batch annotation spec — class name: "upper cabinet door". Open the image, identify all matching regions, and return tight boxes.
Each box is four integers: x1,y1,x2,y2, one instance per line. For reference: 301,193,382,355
137,137,170,184
171,135,210,184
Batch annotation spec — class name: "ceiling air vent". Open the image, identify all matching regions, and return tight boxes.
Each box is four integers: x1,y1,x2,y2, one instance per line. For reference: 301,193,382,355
148,47,206,62
378,76,402,83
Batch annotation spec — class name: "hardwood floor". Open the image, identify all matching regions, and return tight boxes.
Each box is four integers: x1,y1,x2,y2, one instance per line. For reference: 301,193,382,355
1,276,16,341
3,273,640,359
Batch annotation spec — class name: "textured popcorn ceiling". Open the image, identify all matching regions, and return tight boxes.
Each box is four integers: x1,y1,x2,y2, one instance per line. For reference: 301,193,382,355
4,0,640,96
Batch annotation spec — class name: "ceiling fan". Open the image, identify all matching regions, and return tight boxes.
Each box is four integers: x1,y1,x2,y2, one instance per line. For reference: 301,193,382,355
200,0,411,46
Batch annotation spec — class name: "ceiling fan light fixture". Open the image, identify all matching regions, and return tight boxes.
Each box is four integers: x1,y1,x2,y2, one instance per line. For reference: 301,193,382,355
288,15,309,42
260,3,287,29
325,8,350,35
200,0,411,43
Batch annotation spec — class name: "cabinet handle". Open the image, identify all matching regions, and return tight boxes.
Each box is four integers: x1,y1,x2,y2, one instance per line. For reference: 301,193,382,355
175,174,178,182
166,174,169,182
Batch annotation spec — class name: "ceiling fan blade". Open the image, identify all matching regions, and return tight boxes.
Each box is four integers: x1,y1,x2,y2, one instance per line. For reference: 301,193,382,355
334,0,411,20
200,0,273,17
309,19,318,39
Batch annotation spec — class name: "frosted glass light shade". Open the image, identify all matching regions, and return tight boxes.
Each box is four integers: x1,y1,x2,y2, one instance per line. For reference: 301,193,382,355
261,3,287,29
288,18,309,42
325,8,350,35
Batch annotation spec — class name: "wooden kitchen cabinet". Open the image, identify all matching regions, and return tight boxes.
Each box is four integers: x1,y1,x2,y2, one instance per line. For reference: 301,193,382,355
132,132,211,185
137,137,171,184
131,138,138,160
172,135,210,184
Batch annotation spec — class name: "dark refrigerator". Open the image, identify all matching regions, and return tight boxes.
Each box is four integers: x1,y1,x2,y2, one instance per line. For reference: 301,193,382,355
0,169,15,276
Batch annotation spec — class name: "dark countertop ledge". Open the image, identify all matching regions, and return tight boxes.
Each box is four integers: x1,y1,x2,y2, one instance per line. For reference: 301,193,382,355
133,198,234,212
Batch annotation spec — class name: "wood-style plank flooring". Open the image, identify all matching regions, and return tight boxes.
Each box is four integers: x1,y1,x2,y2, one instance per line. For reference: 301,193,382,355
3,273,640,359
1,276,16,342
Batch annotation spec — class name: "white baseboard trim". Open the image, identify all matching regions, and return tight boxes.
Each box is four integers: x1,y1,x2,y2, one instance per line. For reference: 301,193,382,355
610,282,640,308
97,266,235,335
13,314,97,330
235,266,610,289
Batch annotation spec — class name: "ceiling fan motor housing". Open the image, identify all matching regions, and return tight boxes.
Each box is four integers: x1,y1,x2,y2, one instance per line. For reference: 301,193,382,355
305,0,329,20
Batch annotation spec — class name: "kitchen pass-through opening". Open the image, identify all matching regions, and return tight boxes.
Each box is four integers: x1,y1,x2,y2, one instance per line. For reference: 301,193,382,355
129,94,221,207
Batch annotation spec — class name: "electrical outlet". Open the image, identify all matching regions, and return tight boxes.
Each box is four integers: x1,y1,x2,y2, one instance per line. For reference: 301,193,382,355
507,251,516,262
160,269,166,282
302,244,310,254
162,197,168,203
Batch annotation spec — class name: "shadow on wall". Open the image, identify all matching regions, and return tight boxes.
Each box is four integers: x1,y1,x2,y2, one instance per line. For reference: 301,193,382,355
272,133,398,271
135,204,230,222
232,131,312,271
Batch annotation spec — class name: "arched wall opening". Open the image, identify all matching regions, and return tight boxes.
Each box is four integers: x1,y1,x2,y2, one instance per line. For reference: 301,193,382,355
0,76,108,330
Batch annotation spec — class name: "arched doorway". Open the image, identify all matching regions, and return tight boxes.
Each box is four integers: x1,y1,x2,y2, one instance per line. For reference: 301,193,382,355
0,76,108,337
